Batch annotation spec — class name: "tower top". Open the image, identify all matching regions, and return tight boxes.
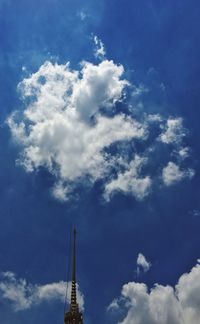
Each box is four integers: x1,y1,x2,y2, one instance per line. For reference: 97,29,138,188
64,227,83,324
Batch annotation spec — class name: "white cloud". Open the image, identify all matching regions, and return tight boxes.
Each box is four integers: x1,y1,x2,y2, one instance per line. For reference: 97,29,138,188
8,60,148,201
108,261,200,324
146,114,163,123
159,117,194,186
137,253,151,274
159,117,186,145
131,84,149,98
191,210,200,218
78,10,87,21
178,147,190,160
8,57,195,202
162,162,194,186
51,181,71,202
104,156,151,201
0,272,84,312
93,35,106,60
107,298,119,311
72,60,128,121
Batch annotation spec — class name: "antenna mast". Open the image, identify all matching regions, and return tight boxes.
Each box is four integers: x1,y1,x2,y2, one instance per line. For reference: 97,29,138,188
64,228,83,324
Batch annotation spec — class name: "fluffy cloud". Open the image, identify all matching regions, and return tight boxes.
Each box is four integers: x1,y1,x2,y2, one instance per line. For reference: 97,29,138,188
159,117,186,145
162,162,194,186
136,253,151,274
8,58,194,201
7,60,147,201
0,272,84,311
178,147,190,160
159,117,191,162
108,261,200,324
104,156,151,201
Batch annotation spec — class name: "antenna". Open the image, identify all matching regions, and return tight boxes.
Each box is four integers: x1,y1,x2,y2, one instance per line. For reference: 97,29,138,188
70,227,78,312
64,227,83,324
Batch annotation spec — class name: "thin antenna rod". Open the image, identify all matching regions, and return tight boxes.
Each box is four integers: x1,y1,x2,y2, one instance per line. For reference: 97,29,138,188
72,227,76,283
64,226,83,323
70,227,78,311
64,226,72,316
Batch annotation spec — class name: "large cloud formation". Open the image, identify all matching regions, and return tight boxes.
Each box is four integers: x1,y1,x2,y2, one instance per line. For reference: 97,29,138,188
8,58,194,201
108,261,200,324
0,271,84,311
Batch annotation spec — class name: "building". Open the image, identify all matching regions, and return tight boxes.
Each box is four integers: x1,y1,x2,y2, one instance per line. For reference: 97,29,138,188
64,228,83,324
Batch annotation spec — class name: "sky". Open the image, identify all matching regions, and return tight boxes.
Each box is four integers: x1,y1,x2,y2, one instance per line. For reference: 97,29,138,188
0,0,200,323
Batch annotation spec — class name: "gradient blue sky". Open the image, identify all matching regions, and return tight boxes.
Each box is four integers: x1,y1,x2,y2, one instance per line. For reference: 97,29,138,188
0,0,200,323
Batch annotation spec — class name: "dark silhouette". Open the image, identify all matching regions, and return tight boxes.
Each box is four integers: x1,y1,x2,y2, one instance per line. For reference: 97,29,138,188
64,228,83,324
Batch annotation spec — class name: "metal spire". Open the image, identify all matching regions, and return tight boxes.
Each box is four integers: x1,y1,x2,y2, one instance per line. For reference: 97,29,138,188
64,227,83,324
70,227,78,312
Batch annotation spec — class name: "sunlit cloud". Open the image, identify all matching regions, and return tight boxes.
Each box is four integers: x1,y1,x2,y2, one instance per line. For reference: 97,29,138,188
0,272,84,312
8,54,194,202
108,261,200,324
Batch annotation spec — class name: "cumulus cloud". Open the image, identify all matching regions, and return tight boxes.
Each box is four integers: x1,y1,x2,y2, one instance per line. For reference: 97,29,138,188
136,253,151,274
162,162,194,186
7,60,148,201
108,261,200,324
8,57,194,202
0,272,84,311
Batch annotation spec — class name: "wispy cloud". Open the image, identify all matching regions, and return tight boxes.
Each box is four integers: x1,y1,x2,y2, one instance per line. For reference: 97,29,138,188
136,253,151,274
78,10,87,21
93,35,106,60
0,272,84,312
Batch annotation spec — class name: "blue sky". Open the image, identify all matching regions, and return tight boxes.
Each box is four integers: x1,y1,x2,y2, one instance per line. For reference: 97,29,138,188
1,0,200,323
